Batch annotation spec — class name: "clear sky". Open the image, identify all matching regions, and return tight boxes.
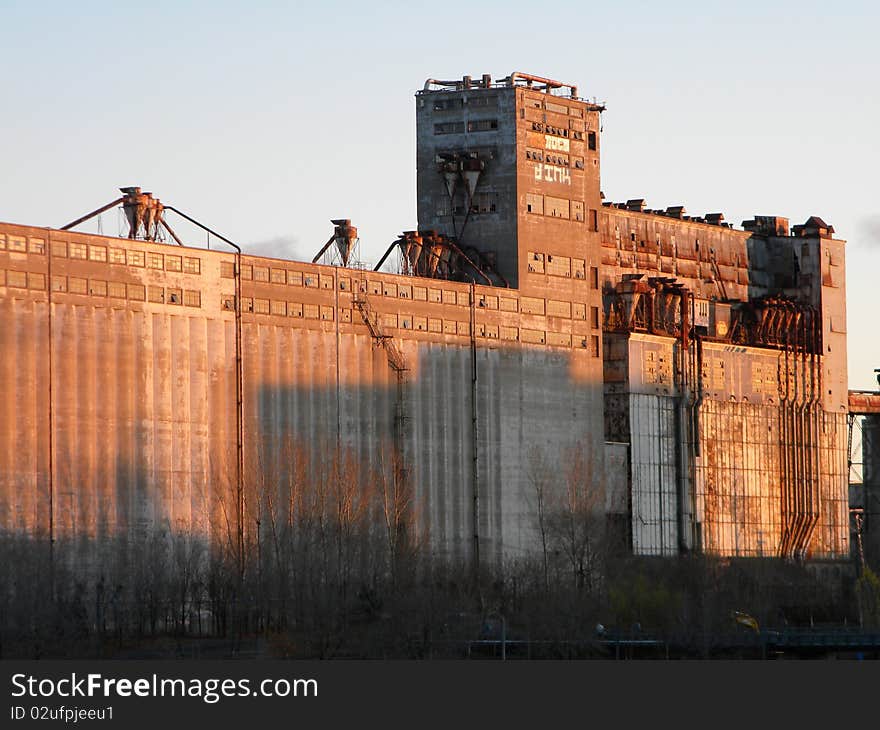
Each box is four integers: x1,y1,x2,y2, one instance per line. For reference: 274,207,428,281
1,0,877,389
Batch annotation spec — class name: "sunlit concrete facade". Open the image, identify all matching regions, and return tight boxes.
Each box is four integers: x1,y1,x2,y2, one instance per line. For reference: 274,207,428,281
0,72,850,563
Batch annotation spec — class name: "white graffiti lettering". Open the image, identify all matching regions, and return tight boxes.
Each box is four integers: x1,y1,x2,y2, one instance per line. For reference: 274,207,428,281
533,163,571,185
545,135,570,152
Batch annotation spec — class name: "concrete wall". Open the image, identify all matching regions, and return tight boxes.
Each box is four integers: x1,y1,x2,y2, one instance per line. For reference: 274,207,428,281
0,221,605,566
599,207,751,301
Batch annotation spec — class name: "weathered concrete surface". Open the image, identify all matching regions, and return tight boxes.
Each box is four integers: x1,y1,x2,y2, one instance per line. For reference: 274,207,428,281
0,222,605,565
604,331,849,558
0,73,851,566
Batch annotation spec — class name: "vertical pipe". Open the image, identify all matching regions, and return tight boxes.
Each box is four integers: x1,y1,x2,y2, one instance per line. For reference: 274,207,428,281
470,282,480,576
46,228,55,599
687,294,701,551
802,307,821,556
674,339,686,554
675,290,691,553
793,309,807,559
778,310,792,559
335,267,341,453
235,249,244,580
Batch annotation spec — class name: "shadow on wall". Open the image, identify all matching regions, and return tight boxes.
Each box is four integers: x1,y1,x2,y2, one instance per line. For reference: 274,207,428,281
249,339,605,565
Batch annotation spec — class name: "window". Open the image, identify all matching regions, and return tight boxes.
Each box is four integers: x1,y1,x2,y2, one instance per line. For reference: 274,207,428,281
467,119,498,132
51,275,67,292
527,252,545,274
8,236,26,252
89,279,107,296
69,277,87,294
526,193,544,215
589,209,598,232
184,257,201,274
7,270,27,288
69,243,87,260
545,196,570,219
470,192,497,214
254,298,270,314
127,250,145,267
270,300,286,316
434,122,464,135
167,288,182,305
591,335,600,357
253,266,269,282
184,290,201,307
29,238,45,255
588,131,597,150
89,246,107,262
270,268,286,284
589,266,599,289
28,272,45,290
165,255,182,272
107,281,126,298
148,285,164,303
128,283,146,301
468,94,497,108
433,97,462,111
51,241,68,258
109,248,126,264
591,306,600,329
146,252,163,269
221,261,236,278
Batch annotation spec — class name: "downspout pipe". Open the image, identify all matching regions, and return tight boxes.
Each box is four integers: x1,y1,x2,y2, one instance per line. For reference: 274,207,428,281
778,309,793,559
800,307,822,559
164,205,245,577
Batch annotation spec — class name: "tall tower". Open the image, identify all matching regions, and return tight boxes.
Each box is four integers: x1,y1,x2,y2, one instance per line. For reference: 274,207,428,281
415,72,605,295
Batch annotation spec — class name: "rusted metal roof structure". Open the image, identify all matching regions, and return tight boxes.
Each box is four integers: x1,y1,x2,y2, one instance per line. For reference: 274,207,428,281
849,390,880,416
0,71,852,568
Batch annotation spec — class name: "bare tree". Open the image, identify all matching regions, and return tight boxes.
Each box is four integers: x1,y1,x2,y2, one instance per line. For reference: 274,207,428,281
526,446,553,593
546,442,606,594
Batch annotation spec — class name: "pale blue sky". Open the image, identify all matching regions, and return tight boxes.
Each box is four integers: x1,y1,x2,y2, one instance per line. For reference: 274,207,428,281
1,1,877,388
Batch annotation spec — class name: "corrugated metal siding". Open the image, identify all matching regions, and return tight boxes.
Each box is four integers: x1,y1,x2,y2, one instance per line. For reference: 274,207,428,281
629,394,678,555
695,400,783,556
